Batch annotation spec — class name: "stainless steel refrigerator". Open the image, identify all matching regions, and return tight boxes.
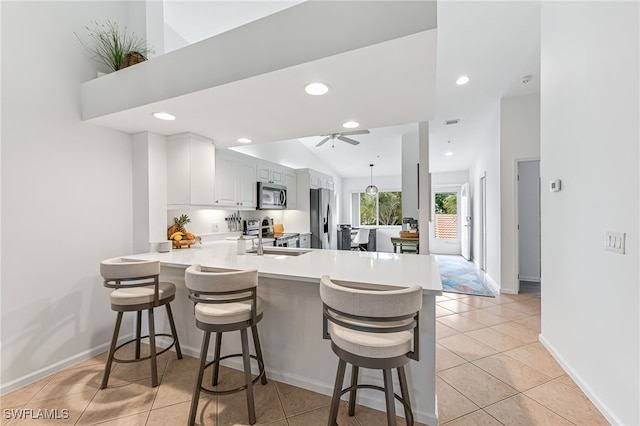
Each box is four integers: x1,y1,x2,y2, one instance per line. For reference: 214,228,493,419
310,188,335,249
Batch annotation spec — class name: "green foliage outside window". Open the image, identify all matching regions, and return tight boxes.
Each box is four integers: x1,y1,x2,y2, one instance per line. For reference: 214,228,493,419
435,193,457,214
359,192,402,225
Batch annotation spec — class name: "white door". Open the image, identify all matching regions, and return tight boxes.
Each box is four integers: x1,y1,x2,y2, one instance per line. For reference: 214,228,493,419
460,183,471,260
517,161,541,283
480,175,487,271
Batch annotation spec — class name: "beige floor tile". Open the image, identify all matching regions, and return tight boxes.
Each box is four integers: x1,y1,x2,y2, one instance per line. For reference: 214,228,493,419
472,353,552,392
438,363,518,407
481,304,531,321
436,344,467,372
262,420,288,426
525,379,610,425
351,403,427,426
435,377,478,423
554,374,581,392
108,351,172,386
436,294,453,303
459,310,508,327
464,328,526,352
506,299,541,316
436,305,456,318
217,381,285,426
191,395,217,426
456,296,498,309
68,351,111,371
484,394,573,425
491,293,538,304
76,379,159,425
437,300,477,314
437,314,485,333
152,367,198,410
442,409,503,425
286,402,359,426
0,375,54,408
91,412,149,425
441,292,469,300
1,404,24,426
438,334,498,362
436,321,459,339
29,364,117,402
490,322,539,344
146,400,192,426
9,390,96,425
162,353,200,377
515,315,542,332
274,382,331,417
504,342,565,378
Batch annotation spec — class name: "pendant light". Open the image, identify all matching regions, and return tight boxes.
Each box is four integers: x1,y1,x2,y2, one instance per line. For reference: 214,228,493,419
365,164,378,196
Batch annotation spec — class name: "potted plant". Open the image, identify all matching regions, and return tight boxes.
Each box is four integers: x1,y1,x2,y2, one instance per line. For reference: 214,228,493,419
77,20,151,72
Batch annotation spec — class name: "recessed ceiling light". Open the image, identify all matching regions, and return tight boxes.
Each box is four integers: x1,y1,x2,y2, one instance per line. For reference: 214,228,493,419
152,112,176,121
237,137,252,144
456,75,470,85
342,121,360,129
304,82,329,96
445,151,454,156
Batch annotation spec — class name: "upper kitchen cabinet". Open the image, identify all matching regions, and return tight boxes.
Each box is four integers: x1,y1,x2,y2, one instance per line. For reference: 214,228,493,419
167,133,215,206
214,151,257,210
257,163,283,185
308,169,334,190
283,170,297,209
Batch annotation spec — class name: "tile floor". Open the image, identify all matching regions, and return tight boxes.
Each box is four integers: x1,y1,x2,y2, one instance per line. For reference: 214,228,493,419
1,291,609,425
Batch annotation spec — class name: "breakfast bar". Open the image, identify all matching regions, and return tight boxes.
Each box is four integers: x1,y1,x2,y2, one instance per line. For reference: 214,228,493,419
126,240,442,425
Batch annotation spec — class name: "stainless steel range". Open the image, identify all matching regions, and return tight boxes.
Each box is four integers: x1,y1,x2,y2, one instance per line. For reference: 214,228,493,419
244,218,299,248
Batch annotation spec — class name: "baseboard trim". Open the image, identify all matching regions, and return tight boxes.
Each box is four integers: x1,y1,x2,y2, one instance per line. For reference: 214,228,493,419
0,334,133,396
519,276,541,283
539,334,621,425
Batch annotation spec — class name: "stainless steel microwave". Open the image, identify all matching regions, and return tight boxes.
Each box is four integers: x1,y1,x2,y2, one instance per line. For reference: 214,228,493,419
257,182,287,210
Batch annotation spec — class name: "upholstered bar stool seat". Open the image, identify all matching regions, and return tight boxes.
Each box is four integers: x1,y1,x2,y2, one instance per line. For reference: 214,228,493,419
320,275,423,426
185,265,267,426
99,257,182,389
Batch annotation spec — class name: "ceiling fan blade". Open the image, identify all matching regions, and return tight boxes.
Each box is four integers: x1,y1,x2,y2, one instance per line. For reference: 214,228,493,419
341,130,370,136
338,136,360,145
316,137,330,147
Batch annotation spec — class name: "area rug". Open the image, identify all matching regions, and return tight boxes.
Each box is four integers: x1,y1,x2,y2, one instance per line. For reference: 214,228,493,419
437,255,495,297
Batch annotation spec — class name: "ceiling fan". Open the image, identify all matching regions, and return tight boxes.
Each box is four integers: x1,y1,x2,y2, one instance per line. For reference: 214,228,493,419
315,130,370,147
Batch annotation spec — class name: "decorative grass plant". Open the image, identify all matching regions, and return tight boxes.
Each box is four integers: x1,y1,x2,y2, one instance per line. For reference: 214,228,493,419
77,20,151,72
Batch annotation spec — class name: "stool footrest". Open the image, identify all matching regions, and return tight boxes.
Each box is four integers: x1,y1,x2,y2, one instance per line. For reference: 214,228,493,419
199,353,266,396
339,383,414,425
112,334,179,363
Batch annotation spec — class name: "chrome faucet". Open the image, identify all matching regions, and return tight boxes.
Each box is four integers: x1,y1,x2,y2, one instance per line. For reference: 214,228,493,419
254,225,269,256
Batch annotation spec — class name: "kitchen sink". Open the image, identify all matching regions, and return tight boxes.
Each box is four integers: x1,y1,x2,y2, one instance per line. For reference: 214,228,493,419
245,247,311,256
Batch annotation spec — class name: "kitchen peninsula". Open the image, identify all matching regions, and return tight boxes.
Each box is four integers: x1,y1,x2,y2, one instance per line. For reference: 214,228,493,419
126,240,442,425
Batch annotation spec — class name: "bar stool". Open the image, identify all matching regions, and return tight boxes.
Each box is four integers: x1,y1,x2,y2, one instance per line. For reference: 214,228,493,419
320,275,423,426
185,265,267,426
99,257,182,389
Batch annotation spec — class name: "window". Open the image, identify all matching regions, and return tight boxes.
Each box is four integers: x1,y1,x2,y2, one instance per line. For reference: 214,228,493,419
359,192,402,225
434,191,458,239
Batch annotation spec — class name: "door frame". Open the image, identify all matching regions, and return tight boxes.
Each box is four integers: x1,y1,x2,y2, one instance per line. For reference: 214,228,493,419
479,173,487,272
513,157,541,294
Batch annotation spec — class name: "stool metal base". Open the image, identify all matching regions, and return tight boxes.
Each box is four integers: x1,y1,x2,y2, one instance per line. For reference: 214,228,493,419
101,304,182,389
189,325,267,426
328,360,415,426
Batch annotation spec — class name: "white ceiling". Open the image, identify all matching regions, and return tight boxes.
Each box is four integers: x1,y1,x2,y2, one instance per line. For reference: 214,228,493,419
89,1,541,179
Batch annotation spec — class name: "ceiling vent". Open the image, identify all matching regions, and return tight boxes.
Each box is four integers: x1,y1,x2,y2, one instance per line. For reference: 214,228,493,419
445,119,460,125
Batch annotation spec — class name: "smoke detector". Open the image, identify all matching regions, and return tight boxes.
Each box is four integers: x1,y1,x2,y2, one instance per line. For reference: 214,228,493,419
521,75,533,84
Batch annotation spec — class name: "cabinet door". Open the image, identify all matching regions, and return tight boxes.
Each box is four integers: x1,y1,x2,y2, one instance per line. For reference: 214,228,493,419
214,155,237,206
271,167,283,184
284,171,297,209
190,138,215,205
237,162,257,208
166,139,191,205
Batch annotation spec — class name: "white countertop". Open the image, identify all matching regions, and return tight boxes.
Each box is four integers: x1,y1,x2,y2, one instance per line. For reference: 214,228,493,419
125,240,442,294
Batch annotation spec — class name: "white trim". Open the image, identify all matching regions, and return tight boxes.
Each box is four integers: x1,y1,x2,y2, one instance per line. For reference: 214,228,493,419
519,276,541,283
0,334,133,395
539,335,619,425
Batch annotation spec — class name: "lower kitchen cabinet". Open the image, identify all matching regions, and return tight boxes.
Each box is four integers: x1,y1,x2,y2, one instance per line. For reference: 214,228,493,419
299,233,311,248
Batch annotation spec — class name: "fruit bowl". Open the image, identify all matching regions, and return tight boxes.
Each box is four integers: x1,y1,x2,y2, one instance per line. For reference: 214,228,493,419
172,239,197,249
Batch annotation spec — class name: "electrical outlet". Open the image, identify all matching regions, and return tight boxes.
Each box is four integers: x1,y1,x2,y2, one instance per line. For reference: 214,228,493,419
212,223,219,232
605,231,625,254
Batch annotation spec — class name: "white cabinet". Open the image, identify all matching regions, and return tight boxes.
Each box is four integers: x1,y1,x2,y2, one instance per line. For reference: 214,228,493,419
299,233,311,248
308,169,334,190
167,133,215,206
283,170,297,209
257,163,283,184
214,152,257,209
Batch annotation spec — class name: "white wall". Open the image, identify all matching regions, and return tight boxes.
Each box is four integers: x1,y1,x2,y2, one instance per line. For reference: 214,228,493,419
1,1,137,390
540,3,639,424
468,105,501,286
500,94,540,293
401,132,419,219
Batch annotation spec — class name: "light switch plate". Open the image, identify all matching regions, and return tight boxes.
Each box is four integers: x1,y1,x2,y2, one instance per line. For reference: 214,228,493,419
550,179,561,192
605,231,625,254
